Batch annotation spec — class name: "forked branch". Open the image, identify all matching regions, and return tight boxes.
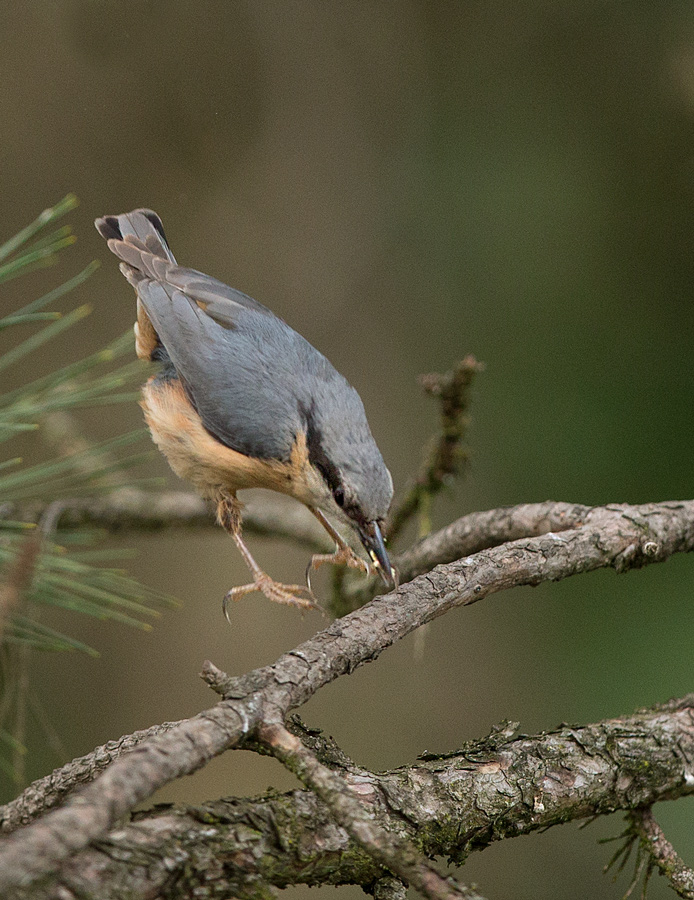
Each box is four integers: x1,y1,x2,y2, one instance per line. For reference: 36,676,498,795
259,721,486,900
1,497,694,897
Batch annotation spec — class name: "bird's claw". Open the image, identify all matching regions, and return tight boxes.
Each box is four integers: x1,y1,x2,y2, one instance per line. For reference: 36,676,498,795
305,546,373,594
223,574,318,621
311,545,372,574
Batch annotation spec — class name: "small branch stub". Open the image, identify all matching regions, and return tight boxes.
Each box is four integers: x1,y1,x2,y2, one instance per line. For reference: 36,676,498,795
387,356,483,543
628,807,694,899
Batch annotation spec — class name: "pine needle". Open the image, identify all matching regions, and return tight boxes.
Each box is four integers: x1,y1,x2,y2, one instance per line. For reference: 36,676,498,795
0,305,92,375
2,261,99,321
0,195,78,263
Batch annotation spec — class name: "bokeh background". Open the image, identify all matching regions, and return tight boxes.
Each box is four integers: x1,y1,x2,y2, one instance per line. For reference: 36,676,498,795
3,2,694,897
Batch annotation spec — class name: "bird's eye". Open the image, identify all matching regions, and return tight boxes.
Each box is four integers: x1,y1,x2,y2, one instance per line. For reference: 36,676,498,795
333,487,345,507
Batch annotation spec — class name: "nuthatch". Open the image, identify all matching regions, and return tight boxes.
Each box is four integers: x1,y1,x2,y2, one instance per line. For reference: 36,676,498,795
95,209,395,611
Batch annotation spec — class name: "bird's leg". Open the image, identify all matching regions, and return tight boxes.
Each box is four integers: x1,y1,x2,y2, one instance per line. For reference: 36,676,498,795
216,495,317,617
306,507,373,589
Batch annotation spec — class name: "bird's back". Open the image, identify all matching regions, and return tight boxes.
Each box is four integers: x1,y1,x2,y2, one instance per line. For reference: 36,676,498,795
95,210,373,464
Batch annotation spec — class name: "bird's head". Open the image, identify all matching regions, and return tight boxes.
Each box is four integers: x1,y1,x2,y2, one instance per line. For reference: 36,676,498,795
300,392,395,588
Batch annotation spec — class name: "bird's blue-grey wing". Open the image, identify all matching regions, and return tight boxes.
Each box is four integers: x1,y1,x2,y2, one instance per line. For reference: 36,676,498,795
140,280,314,460
99,216,314,460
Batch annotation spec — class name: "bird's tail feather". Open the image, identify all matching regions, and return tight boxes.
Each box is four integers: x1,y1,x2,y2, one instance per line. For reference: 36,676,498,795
95,209,177,362
95,209,176,265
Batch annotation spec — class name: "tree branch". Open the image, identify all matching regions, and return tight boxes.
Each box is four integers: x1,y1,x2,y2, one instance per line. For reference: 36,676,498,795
259,721,486,900
1,498,694,895
387,356,482,543
0,722,181,835
339,500,593,608
395,500,591,582
9,696,694,898
628,807,694,899
0,490,330,550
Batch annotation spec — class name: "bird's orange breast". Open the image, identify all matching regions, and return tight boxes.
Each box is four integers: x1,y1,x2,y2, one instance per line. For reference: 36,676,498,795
141,375,317,503
134,299,160,361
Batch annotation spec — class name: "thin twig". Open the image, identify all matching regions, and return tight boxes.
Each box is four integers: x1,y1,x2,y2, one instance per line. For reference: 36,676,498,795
0,528,41,785
394,500,591,583
0,490,330,551
41,409,129,487
628,807,694,899
346,500,591,609
0,531,40,643
387,356,483,543
0,502,65,786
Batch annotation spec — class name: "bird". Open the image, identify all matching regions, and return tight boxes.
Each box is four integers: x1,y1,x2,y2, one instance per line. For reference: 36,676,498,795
94,209,395,612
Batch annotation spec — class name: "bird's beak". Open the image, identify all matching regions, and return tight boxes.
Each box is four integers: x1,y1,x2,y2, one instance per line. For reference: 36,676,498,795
358,521,396,589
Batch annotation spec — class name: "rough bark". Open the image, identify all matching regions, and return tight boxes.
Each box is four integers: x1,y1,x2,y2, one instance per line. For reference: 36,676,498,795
1,498,694,898
0,722,182,835
7,699,694,899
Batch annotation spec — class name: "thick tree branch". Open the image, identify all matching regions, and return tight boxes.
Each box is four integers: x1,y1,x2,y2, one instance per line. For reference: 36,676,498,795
9,697,694,898
1,498,694,895
0,722,181,835
259,721,486,900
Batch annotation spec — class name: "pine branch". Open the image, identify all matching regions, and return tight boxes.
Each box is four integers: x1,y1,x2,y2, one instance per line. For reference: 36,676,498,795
1,497,694,895
5,696,694,898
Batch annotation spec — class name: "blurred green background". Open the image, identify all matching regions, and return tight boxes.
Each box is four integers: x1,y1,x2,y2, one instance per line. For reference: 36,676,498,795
3,2,694,897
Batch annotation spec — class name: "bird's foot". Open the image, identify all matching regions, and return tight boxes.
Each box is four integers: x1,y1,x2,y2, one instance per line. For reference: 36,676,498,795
223,573,318,621
310,544,371,574
306,545,372,593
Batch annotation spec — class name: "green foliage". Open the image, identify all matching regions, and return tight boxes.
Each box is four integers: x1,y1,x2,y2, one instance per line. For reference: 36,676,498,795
0,200,173,652
0,196,176,789
0,195,79,285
